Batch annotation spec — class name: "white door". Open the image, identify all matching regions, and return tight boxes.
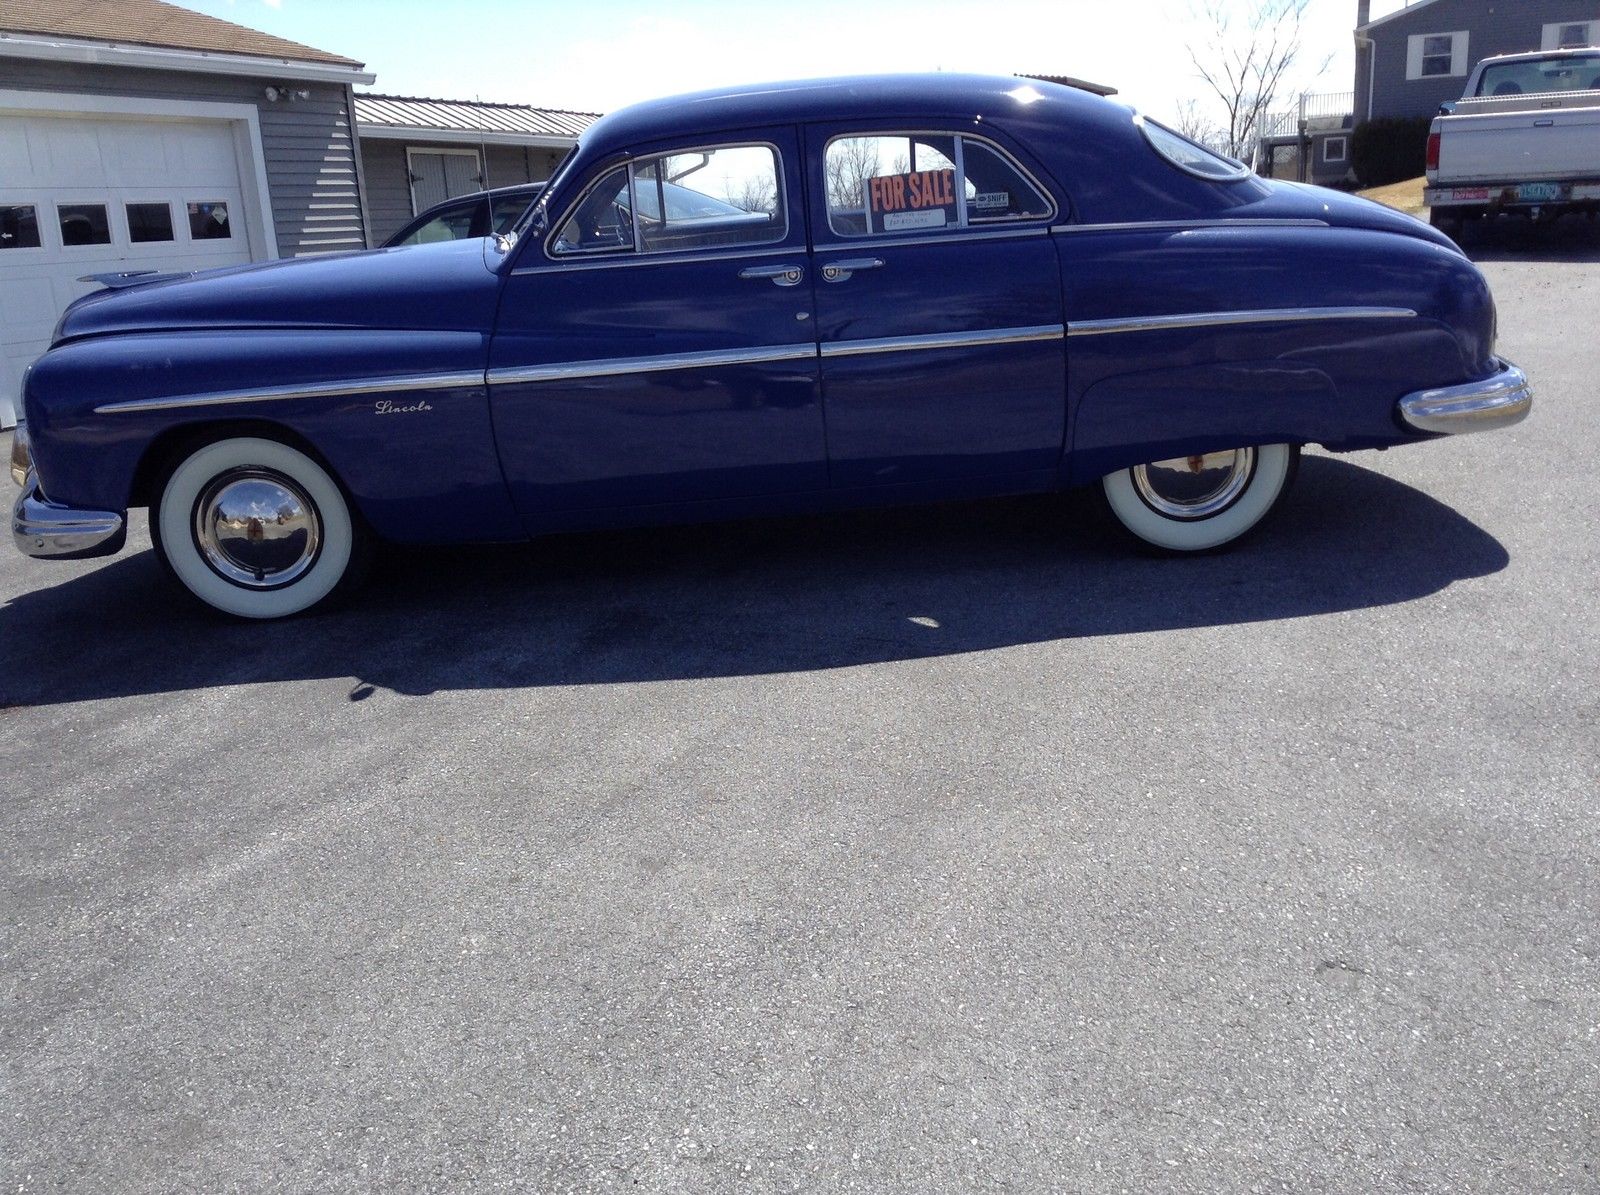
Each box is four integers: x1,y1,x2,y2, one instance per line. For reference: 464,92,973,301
407,148,483,215
0,112,257,425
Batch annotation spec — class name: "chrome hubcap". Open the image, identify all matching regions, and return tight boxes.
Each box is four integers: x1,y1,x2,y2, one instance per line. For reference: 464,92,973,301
193,469,321,588
1131,448,1255,520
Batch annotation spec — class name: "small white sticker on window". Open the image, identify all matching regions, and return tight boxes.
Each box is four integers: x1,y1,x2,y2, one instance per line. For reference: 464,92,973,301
882,208,948,231
973,191,1010,209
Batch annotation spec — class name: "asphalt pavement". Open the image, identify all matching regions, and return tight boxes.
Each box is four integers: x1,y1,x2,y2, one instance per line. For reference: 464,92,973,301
3,224,1597,1193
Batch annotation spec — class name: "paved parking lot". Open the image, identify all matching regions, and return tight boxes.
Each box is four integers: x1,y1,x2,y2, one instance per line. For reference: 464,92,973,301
3,227,1597,1193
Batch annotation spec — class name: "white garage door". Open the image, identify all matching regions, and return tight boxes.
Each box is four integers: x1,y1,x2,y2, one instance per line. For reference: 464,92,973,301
0,111,258,425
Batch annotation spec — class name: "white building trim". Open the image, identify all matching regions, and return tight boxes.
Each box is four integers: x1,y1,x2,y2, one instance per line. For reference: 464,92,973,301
1542,19,1600,50
0,31,375,85
0,88,280,261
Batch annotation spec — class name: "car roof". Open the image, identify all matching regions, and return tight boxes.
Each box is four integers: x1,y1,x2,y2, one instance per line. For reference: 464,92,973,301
580,72,1123,152
1476,47,1600,66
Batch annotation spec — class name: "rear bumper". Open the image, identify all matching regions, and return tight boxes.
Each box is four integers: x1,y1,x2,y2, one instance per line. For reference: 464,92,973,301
1398,359,1532,436
1425,181,1600,208
12,472,126,560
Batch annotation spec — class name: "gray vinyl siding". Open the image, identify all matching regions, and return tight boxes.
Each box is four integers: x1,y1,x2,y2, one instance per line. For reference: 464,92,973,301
1357,0,1600,122
357,138,566,244
1,58,367,256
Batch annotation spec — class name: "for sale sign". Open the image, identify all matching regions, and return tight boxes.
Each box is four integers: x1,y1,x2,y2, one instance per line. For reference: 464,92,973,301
866,168,957,232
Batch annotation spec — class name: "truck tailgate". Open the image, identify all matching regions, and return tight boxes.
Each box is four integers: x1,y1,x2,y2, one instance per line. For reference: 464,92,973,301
1437,102,1600,183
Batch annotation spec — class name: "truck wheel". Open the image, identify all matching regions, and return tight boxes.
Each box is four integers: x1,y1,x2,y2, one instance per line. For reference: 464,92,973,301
1429,207,1464,239
152,436,370,619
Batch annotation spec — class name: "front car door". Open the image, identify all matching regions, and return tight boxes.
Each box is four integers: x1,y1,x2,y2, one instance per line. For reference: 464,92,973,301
803,122,1067,491
487,129,824,527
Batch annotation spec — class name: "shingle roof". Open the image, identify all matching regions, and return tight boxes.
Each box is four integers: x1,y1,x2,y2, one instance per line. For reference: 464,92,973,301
354,94,598,141
0,0,363,67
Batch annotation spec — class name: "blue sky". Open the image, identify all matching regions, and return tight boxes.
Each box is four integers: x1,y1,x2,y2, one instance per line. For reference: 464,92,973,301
190,0,1412,121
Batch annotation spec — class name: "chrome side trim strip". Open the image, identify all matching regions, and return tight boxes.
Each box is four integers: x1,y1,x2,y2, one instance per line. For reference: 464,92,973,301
819,324,1065,359
486,343,817,386
1398,358,1532,435
514,244,802,275
94,370,485,415
811,226,1051,253
1051,218,1330,234
1067,306,1417,337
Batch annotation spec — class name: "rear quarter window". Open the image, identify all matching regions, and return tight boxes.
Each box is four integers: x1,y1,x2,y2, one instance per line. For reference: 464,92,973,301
1138,118,1251,182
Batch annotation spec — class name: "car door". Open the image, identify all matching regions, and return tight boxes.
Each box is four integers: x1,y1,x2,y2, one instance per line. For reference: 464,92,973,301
804,122,1067,490
487,129,824,526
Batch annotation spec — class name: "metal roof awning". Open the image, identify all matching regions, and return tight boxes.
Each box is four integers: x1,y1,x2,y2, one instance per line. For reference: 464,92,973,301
354,94,597,149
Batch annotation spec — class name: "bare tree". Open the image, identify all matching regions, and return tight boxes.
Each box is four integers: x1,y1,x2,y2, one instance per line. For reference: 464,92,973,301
1188,0,1330,161
826,136,881,211
1171,98,1224,152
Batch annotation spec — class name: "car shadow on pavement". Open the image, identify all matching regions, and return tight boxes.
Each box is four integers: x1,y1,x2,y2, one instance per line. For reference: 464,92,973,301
1460,217,1600,263
2,456,1509,708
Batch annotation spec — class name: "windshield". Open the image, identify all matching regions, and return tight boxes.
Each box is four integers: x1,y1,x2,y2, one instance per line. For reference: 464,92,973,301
1476,54,1600,96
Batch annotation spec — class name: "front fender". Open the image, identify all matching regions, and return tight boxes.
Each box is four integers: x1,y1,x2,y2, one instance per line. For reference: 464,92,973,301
24,329,522,544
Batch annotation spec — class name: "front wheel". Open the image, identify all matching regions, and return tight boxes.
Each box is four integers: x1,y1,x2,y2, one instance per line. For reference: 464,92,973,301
152,436,369,618
1100,443,1299,552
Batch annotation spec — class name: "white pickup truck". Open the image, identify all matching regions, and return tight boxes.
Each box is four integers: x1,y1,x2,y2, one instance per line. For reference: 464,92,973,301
1425,47,1600,231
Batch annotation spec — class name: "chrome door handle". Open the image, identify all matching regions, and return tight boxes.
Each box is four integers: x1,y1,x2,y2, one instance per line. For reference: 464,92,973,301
820,257,884,283
739,264,805,287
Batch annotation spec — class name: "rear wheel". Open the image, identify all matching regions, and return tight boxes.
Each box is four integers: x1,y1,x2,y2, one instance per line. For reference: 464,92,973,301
1100,443,1298,552
152,436,369,618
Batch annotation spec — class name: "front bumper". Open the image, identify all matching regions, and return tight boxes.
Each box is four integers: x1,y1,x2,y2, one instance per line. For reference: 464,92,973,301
1398,359,1532,436
12,472,126,560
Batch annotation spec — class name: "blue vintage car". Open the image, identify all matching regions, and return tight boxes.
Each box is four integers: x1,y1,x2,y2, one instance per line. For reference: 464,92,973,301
11,74,1532,619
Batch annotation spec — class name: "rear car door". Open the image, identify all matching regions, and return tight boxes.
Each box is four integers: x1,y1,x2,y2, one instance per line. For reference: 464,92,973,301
803,122,1067,491
487,129,824,525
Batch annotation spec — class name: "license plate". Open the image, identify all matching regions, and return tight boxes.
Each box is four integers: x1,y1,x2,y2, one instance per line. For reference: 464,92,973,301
1517,183,1561,202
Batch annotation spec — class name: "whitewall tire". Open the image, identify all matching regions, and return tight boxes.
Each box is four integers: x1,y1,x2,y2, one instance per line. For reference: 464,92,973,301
1100,443,1298,552
153,436,367,618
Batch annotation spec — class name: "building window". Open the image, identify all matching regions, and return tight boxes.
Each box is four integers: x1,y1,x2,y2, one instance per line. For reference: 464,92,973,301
1323,136,1348,164
126,202,174,243
58,204,111,246
1543,20,1599,50
187,201,232,240
0,205,41,249
1407,31,1468,80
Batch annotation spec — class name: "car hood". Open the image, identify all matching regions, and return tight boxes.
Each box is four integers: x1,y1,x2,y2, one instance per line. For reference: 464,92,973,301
53,237,507,344
1229,179,1459,251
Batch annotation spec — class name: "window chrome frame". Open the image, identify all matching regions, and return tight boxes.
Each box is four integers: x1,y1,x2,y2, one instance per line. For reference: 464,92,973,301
817,129,1059,242
543,139,790,263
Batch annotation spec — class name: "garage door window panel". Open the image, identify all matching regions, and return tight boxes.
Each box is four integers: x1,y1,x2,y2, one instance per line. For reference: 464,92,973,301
1,205,41,250
188,201,233,240
58,204,111,247
126,202,175,244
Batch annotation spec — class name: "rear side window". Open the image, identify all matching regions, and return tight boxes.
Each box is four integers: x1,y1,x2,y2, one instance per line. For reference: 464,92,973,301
1138,118,1250,181
822,132,1053,237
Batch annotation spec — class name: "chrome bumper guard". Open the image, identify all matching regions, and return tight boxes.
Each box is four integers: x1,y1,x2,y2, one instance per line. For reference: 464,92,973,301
12,472,126,560
1398,359,1532,436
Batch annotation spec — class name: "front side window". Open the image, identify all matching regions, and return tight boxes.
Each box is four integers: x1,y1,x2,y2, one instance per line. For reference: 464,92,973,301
1476,53,1600,96
551,143,785,257
822,132,1053,237
397,200,481,246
